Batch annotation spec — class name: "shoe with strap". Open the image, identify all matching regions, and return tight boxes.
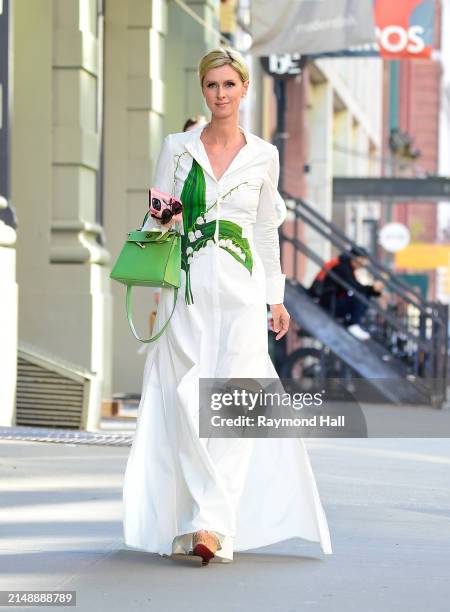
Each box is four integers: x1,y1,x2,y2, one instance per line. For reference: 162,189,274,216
192,530,221,565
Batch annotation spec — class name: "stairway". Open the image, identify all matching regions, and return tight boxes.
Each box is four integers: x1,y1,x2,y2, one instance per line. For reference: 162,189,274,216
284,281,430,405
279,195,448,408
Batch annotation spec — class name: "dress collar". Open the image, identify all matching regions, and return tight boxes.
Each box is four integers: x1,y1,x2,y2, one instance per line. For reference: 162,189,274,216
183,124,255,183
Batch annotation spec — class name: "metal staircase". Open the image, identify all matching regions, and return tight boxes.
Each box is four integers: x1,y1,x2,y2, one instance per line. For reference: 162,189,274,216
277,195,448,407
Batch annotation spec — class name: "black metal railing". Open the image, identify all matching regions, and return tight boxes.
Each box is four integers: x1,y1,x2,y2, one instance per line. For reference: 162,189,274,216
279,194,448,406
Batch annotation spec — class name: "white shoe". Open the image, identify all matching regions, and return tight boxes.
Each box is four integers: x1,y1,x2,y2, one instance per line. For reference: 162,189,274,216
347,324,370,341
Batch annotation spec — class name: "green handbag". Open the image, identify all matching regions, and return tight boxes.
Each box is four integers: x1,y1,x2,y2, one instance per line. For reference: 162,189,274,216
110,224,181,343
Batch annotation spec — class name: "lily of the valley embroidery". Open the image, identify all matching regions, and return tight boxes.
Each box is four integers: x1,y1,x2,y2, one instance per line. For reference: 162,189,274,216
177,156,253,305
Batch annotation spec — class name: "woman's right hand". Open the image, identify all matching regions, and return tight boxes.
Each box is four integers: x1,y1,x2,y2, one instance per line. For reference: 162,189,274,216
157,210,182,229
155,216,177,230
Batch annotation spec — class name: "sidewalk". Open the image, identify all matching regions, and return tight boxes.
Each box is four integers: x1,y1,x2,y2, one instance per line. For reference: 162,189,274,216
0,434,449,611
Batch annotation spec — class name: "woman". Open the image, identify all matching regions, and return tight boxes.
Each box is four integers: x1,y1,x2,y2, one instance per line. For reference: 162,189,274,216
123,47,332,565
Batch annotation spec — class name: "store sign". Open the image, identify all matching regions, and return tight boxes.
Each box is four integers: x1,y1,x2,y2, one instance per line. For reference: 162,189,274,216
260,54,305,79
379,223,411,253
374,0,435,59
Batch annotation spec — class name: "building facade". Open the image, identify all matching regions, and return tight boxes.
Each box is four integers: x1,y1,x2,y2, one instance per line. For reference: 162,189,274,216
386,1,443,300
0,0,398,425
262,55,383,285
0,0,221,428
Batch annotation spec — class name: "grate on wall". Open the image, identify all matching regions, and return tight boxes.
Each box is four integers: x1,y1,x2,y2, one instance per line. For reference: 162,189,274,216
15,343,94,430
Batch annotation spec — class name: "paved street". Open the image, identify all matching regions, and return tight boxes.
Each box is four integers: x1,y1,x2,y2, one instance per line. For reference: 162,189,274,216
1,435,449,611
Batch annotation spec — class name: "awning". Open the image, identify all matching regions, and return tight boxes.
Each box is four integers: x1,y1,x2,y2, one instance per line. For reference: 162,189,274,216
250,0,437,60
250,0,376,56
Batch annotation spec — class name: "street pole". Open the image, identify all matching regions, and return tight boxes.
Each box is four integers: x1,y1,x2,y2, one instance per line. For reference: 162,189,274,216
272,77,287,372
273,78,286,193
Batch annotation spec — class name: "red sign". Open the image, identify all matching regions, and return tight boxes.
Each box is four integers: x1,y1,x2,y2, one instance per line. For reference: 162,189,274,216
374,0,435,59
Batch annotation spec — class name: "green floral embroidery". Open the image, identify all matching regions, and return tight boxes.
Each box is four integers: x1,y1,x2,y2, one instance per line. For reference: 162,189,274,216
178,158,253,305
173,151,192,197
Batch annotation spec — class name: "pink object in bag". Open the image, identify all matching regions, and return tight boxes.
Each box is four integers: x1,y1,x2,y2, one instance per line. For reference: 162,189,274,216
148,188,183,225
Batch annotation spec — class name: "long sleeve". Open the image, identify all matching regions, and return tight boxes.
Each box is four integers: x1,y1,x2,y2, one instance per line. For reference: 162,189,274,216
275,190,287,227
142,134,181,233
253,146,286,305
153,134,174,194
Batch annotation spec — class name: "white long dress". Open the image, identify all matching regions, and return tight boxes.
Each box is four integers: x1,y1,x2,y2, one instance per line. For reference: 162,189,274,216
122,125,333,561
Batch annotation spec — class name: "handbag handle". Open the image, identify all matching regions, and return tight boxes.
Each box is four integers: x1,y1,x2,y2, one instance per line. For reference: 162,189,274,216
140,209,182,235
126,285,178,343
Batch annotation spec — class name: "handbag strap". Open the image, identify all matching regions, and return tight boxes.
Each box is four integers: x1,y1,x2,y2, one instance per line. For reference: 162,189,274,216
126,285,178,343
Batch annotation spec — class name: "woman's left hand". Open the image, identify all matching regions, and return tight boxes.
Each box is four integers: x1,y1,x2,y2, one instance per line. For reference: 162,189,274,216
270,304,290,340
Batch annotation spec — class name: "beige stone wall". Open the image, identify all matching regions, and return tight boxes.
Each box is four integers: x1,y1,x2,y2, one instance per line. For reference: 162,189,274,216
165,0,218,133
0,196,18,426
11,0,111,429
0,1,18,426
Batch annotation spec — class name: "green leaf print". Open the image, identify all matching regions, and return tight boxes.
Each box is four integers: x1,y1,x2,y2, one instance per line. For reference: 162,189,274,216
180,158,206,231
180,158,207,304
179,157,253,305
196,220,253,274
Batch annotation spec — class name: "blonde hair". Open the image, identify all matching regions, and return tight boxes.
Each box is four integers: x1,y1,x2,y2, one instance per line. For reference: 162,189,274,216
198,47,249,86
